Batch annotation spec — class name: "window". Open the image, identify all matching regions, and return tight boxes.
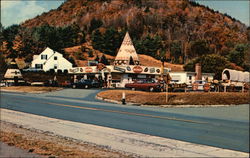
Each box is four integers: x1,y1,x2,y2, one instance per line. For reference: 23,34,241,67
54,56,57,60
54,65,57,69
41,55,47,60
35,64,43,69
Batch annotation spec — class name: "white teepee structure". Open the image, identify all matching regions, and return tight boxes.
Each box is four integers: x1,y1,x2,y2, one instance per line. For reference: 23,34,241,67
4,59,24,85
114,32,140,65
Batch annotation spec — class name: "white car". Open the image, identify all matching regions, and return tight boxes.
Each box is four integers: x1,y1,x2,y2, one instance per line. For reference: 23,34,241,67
0,82,7,87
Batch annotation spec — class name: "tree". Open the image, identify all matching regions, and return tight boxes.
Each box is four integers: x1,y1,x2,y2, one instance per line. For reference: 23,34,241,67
2,24,20,49
134,35,164,59
88,50,94,57
100,55,109,65
227,44,248,67
184,54,231,79
91,28,125,56
0,53,7,75
170,41,182,64
89,18,103,33
95,55,100,62
190,40,210,58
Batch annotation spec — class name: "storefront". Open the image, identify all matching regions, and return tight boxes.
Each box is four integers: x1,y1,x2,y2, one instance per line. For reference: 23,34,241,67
68,65,170,88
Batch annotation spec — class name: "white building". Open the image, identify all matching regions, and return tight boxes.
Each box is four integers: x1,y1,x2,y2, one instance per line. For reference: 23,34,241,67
170,71,214,85
31,47,72,72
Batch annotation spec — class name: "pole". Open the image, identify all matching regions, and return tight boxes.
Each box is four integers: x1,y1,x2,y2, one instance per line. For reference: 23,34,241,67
166,83,168,103
122,91,126,105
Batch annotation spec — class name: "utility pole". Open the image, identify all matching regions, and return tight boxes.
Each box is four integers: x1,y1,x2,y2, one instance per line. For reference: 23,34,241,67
161,57,168,103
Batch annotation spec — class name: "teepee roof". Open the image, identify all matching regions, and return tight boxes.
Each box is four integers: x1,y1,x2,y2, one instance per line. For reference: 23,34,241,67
114,32,139,65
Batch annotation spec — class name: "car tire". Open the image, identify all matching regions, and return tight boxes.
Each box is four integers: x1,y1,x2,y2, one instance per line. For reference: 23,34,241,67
85,85,89,89
131,87,136,91
72,85,76,89
149,87,154,92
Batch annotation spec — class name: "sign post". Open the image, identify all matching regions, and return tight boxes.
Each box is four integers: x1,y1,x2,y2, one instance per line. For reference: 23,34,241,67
161,57,168,103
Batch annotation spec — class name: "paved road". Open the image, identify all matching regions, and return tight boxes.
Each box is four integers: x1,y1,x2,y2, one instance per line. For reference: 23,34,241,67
0,89,249,153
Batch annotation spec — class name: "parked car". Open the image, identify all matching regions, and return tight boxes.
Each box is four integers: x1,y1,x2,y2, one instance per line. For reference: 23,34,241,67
125,79,161,92
0,82,7,87
192,80,208,91
72,79,100,89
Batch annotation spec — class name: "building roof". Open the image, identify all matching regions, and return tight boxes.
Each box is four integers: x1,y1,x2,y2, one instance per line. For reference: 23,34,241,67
114,32,139,65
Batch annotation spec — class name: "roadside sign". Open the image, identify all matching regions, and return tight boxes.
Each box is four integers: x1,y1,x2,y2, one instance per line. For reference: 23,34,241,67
133,66,143,73
85,67,93,73
114,66,126,73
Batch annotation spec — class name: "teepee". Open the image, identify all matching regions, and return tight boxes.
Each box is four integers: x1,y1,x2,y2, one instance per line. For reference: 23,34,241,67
4,59,24,85
114,32,140,65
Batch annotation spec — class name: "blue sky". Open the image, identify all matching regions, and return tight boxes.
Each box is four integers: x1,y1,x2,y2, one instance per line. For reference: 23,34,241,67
1,0,249,27
195,0,249,26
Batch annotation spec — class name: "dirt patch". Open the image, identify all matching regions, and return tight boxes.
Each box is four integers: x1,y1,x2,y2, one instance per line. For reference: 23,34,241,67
97,90,249,106
0,121,130,158
0,86,62,93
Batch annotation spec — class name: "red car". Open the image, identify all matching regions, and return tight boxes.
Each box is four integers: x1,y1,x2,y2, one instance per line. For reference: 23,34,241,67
125,79,161,92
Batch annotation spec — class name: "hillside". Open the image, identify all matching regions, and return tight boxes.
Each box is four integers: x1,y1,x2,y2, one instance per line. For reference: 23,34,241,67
21,0,247,43
1,0,249,76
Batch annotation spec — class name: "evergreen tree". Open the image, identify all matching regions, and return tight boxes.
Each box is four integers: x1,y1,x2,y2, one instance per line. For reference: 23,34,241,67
89,18,103,33
100,55,109,65
95,55,100,62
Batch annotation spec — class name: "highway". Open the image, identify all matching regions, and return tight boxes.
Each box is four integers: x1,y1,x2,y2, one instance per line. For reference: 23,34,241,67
0,89,249,153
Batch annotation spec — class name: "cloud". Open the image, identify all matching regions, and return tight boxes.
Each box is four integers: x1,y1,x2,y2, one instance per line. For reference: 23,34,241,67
1,1,48,27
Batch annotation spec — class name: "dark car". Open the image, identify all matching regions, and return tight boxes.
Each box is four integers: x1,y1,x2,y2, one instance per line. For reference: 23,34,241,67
125,79,161,92
72,79,100,89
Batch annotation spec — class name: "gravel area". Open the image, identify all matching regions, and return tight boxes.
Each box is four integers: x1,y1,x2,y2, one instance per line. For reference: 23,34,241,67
1,86,62,93
0,121,129,158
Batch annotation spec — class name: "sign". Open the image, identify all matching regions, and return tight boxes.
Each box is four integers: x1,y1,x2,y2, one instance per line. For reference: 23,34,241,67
126,66,131,71
133,66,143,73
114,66,125,73
69,68,79,73
149,68,155,73
85,67,93,73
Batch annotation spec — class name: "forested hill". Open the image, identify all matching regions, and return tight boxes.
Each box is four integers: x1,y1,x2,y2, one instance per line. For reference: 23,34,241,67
1,0,249,77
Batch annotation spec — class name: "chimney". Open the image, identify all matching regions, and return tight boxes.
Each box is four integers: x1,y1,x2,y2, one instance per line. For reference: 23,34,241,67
195,63,202,80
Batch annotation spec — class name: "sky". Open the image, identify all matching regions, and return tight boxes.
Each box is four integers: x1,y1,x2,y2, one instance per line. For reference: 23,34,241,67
1,0,249,27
